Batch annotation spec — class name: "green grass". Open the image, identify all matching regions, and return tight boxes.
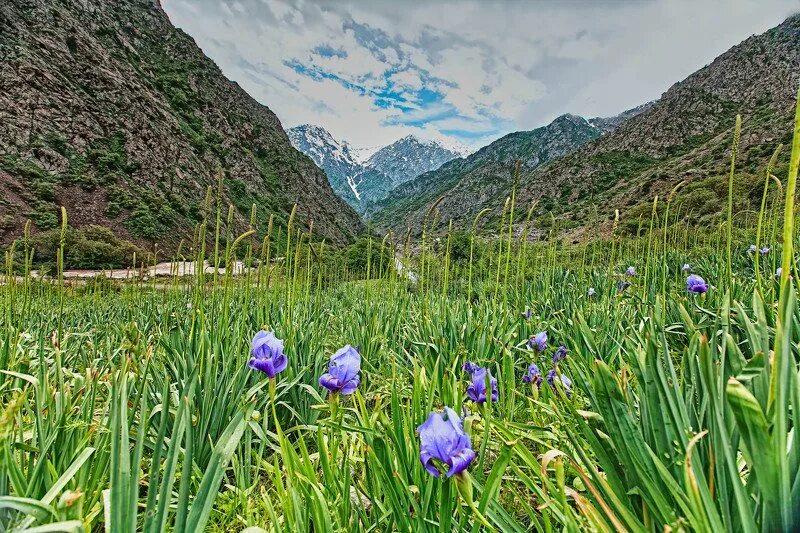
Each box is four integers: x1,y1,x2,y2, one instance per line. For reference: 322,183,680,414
0,95,799,532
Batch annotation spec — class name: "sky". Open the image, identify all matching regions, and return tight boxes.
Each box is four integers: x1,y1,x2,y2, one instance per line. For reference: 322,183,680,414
161,0,798,151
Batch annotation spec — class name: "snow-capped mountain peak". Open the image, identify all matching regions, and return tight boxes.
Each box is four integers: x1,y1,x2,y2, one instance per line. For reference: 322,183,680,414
364,135,464,185
287,124,359,169
288,124,465,211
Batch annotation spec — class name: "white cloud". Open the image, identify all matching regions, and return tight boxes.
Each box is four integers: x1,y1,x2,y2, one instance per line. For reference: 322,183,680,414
162,0,798,152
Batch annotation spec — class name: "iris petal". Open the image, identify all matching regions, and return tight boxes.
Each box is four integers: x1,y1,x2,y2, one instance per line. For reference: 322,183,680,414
417,407,475,479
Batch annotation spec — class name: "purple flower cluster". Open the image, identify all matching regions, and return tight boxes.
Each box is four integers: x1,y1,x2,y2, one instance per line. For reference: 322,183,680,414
522,326,572,397
248,331,363,399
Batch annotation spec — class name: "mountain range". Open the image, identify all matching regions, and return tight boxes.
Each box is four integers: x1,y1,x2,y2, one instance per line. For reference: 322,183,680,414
1,0,798,254
0,0,363,251
368,14,800,238
288,125,466,211
364,109,644,230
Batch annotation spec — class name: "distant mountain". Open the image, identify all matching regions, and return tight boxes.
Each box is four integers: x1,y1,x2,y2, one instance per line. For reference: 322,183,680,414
287,125,364,205
370,14,800,237
366,135,464,186
365,112,615,230
589,102,655,133
288,126,463,211
0,0,363,250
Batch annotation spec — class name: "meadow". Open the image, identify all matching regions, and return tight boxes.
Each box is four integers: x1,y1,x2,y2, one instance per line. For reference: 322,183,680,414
1,99,799,532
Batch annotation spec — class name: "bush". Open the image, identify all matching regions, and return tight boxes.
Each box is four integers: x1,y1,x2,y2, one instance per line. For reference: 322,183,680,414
27,224,147,270
338,235,392,277
447,230,485,263
127,204,160,240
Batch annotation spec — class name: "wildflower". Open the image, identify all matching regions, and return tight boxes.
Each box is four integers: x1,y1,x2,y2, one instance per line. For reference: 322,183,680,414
417,407,476,478
522,363,542,387
760,246,771,256
248,331,288,378
462,361,480,374
546,369,572,398
587,287,596,297
686,274,708,294
522,308,532,320
681,264,690,272
776,267,782,278
466,366,498,404
528,331,547,352
625,266,636,276
617,280,631,293
552,345,568,364
319,345,361,395
748,244,757,254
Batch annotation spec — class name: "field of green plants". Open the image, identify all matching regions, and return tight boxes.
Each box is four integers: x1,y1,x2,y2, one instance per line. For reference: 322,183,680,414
1,98,799,532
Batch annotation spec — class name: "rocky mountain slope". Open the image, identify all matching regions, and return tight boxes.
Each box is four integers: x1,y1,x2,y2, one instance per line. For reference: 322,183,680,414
371,14,800,238
288,125,463,211
366,113,610,231
0,0,364,251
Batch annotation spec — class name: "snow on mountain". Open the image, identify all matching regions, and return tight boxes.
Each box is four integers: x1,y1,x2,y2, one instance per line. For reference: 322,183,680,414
287,126,464,211
287,125,360,174
288,124,364,205
349,145,382,165
365,135,464,186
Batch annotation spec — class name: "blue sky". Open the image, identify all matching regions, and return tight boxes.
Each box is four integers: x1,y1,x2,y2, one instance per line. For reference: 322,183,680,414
162,0,797,151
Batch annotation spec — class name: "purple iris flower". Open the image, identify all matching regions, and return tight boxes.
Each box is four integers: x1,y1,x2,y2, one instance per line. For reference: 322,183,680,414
248,331,288,378
466,367,498,404
552,345,568,364
681,263,690,272
748,244,757,254
686,274,708,294
760,246,771,256
462,361,480,374
522,308,532,320
528,331,547,352
319,345,361,395
587,287,596,297
522,363,542,387
625,266,636,276
546,369,572,398
417,407,476,478
617,280,631,293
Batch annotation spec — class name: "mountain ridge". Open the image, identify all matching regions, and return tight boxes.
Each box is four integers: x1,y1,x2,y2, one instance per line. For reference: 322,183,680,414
288,124,463,211
369,13,800,237
364,109,631,230
0,0,363,250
